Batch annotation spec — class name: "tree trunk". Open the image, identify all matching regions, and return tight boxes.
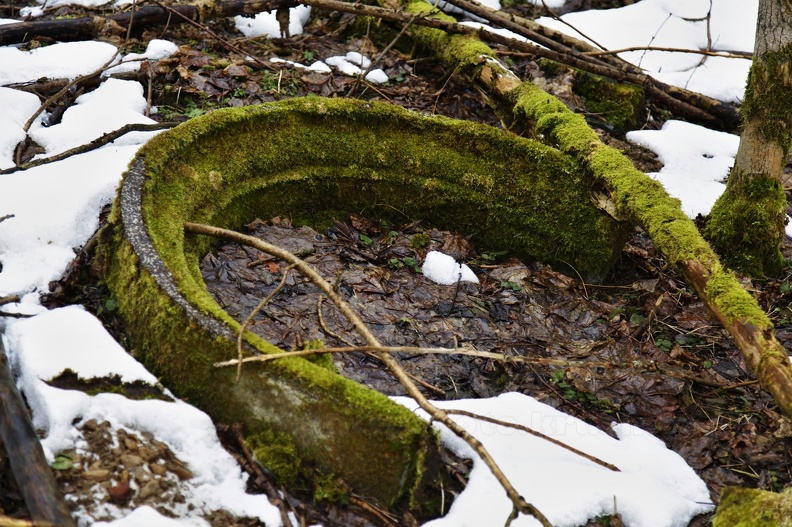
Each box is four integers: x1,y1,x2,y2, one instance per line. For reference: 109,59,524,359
704,0,791,277
0,341,75,527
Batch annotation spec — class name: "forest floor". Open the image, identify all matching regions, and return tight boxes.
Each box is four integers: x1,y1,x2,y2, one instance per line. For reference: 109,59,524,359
2,0,792,526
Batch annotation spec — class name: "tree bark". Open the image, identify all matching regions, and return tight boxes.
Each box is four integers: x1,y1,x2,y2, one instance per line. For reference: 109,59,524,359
704,0,792,277
0,340,75,527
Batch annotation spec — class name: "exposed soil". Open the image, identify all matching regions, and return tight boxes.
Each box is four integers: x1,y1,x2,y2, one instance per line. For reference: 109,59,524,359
2,0,790,526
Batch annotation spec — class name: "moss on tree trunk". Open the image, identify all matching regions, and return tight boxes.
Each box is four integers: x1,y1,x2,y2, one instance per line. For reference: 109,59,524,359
704,1,792,277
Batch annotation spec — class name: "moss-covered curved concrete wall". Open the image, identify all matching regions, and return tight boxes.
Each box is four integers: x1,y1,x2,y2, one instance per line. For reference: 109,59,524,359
98,97,629,510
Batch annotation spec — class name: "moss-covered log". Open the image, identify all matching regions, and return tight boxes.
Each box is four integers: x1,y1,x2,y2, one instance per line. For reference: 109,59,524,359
395,0,792,417
713,486,792,526
98,97,628,510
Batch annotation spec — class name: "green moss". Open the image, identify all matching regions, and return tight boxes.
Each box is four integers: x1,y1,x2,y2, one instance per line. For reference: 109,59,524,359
98,96,629,511
403,0,496,68
574,72,644,131
247,429,300,486
511,79,778,336
538,59,564,77
705,172,787,277
741,44,792,152
705,262,773,329
300,339,336,372
409,232,431,250
714,486,792,527
313,473,350,504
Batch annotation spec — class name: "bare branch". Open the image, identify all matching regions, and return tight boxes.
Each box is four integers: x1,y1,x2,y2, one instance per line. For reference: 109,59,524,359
184,221,552,526
1,122,178,175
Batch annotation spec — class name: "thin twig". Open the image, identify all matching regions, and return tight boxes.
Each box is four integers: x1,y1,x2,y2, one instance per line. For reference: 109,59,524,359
1,122,177,175
444,408,620,472
0,214,14,225
0,295,20,307
236,263,296,382
0,311,33,319
213,344,628,370
583,45,750,59
541,0,607,51
317,295,358,347
184,221,552,526
225,423,295,527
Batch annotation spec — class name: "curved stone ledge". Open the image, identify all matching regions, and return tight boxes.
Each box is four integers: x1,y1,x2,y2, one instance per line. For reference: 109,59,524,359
97,97,629,510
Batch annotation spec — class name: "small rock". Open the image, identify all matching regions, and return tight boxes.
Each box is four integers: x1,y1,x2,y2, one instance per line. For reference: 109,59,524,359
149,462,167,476
166,460,193,480
133,467,151,484
137,479,161,500
120,454,143,468
124,436,139,451
137,445,158,461
83,469,110,480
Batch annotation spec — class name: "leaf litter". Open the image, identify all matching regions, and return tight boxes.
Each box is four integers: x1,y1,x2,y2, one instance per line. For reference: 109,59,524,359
199,214,792,526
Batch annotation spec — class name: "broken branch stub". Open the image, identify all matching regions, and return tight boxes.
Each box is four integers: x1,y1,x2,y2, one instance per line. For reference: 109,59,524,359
97,97,629,510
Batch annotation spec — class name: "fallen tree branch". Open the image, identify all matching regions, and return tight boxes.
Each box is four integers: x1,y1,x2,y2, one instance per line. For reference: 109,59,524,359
0,0,296,45
1,122,178,175
511,82,792,418
433,0,739,129
235,263,296,382
214,343,626,370
0,340,75,527
184,221,552,526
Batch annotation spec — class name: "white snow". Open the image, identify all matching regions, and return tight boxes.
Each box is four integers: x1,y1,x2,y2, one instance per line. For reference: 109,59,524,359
364,68,389,84
30,78,158,156
104,39,178,76
422,251,480,285
536,0,756,103
234,5,312,38
0,41,118,86
627,120,740,218
93,506,210,527
395,393,713,527
271,50,387,81
0,0,767,525
0,87,42,169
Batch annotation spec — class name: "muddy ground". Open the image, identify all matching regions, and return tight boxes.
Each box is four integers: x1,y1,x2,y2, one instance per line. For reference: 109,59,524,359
2,0,792,525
